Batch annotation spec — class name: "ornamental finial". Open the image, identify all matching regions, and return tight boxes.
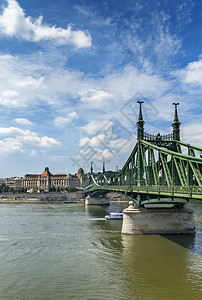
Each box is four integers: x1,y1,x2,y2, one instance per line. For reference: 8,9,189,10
90,162,93,174
103,162,105,174
172,103,181,140
136,101,144,139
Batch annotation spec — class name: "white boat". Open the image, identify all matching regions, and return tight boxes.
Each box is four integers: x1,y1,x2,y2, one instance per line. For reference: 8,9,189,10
105,212,123,220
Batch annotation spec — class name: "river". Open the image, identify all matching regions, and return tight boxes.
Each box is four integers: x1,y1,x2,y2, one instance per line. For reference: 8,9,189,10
0,201,201,300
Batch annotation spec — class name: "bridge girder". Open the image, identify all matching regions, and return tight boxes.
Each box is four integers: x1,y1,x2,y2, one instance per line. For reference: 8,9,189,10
85,139,202,206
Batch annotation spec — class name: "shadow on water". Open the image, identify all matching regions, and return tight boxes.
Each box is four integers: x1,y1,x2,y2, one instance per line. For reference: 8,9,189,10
162,201,202,255
85,205,107,217
162,203,202,255
161,233,202,255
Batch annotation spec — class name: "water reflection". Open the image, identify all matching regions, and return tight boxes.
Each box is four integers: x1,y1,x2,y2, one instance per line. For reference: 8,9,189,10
121,234,202,299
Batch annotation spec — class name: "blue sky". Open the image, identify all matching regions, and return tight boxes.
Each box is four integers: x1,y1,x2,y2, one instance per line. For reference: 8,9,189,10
0,0,201,177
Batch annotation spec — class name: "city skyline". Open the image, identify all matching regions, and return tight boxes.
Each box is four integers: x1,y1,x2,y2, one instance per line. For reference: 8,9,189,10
0,0,202,177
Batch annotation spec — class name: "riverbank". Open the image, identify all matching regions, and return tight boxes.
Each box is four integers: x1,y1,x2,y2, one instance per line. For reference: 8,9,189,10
0,192,128,204
0,191,84,203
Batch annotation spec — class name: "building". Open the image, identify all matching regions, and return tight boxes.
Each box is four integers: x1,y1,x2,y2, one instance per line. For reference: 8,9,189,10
0,177,23,190
22,167,90,192
77,168,90,188
6,177,23,190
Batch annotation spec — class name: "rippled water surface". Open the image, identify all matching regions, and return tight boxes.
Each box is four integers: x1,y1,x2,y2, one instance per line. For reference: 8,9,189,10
0,202,201,300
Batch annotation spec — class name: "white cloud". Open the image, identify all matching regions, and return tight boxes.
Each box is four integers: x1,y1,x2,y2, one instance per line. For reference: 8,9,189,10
181,123,202,147
2,89,18,98
0,53,170,114
93,148,117,161
79,134,106,147
80,120,114,135
103,65,170,101
30,149,38,157
176,59,202,87
153,24,181,65
78,131,137,166
14,118,32,125
80,89,114,108
0,139,24,154
0,53,86,108
16,76,44,88
0,89,21,107
79,134,131,151
0,0,92,48
0,55,46,108
54,111,79,128
0,127,61,148
39,136,61,148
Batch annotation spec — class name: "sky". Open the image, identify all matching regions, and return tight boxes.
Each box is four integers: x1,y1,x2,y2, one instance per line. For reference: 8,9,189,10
0,0,202,177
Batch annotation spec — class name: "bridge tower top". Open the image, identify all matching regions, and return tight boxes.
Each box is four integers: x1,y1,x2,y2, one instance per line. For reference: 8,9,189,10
90,162,93,174
136,101,145,140
172,103,181,141
103,162,105,174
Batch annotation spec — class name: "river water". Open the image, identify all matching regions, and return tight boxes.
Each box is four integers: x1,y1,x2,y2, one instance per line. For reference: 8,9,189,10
0,201,201,300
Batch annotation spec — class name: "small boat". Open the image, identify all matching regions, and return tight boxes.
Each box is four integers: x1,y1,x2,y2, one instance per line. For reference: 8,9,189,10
64,198,76,203
105,212,123,220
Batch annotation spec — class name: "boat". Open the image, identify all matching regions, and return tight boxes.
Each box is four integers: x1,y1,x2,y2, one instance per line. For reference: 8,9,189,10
105,212,123,220
64,198,76,203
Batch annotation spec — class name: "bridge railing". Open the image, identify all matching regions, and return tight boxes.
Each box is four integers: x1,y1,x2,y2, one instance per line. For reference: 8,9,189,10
136,185,202,195
144,132,173,141
89,179,202,195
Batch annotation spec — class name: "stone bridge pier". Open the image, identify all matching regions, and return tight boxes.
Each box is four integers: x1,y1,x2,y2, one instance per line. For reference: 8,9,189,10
121,202,195,235
85,195,110,205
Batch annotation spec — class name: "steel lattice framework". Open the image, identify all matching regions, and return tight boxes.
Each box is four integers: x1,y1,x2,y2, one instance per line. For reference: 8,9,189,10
85,103,202,206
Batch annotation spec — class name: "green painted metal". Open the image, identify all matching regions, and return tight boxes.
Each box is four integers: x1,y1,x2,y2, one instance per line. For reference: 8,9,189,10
172,103,181,141
150,148,159,186
160,152,172,187
137,101,145,140
85,102,202,206
189,161,202,186
173,157,186,186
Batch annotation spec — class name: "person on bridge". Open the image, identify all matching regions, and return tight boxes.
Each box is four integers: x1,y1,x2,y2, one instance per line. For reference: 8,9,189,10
156,132,161,140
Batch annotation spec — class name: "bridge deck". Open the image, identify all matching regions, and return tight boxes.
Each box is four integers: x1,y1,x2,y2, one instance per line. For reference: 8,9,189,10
85,184,202,201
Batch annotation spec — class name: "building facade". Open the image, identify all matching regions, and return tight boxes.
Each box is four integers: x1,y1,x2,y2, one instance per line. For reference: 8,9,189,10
22,167,90,191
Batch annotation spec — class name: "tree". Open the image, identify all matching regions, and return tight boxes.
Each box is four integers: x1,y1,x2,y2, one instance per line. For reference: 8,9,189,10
0,183,9,193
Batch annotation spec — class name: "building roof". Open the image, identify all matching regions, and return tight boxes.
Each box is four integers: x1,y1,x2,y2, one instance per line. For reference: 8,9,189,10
51,174,67,178
41,167,52,177
71,174,78,178
24,174,38,179
67,174,78,179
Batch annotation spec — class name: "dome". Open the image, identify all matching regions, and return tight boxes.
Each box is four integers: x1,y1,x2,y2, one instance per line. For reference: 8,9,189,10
77,168,84,174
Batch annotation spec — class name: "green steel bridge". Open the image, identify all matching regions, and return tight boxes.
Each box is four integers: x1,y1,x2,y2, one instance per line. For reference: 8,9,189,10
84,102,202,207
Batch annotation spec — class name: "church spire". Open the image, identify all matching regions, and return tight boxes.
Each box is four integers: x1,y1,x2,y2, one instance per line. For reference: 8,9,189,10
136,101,145,139
172,103,181,141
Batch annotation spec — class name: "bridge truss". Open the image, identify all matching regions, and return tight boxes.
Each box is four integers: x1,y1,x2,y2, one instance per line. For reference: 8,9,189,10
85,102,202,206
